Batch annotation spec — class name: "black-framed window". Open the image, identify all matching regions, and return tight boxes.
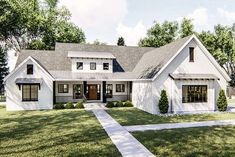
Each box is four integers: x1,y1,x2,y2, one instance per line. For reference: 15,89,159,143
58,84,69,93
22,84,38,101
116,84,125,92
90,62,96,70
189,47,194,62
73,84,83,99
106,84,113,98
103,63,109,70
27,64,33,74
77,62,83,70
182,85,207,103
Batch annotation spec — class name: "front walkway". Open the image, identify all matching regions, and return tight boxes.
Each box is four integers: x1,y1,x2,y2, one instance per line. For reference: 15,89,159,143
124,119,235,132
85,104,155,157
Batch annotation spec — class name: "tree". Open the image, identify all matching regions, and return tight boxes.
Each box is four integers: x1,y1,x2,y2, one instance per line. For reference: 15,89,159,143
158,90,169,114
93,39,107,45
117,37,125,46
180,18,194,38
0,46,9,92
217,90,228,111
0,0,85,52
139,21,178,47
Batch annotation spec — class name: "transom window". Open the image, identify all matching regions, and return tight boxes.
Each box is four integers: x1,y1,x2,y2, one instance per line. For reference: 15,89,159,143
182,85,207,103
189,47,194,62
103,63,109,70
58,84,69,93
106,84,113,98
90,62,96,70
116,84,125,93
27,64,33,75
77,62,83,70
22,84,38,101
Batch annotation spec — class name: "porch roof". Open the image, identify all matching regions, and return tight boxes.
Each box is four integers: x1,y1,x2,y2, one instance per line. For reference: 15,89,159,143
169,73,219,80
49,71,138,81
15,78,43,84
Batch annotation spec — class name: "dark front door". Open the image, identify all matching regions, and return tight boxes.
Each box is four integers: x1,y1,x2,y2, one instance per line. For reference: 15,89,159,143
88,85,98,100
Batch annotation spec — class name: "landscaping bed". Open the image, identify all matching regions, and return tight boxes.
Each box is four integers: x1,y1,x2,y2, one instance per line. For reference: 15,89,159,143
132,126,235,157
107,107,235,126
0,106,120,157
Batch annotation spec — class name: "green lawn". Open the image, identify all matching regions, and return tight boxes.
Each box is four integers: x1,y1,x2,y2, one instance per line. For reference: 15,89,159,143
0,106,120,157
132,126,235,157
107,107,235,126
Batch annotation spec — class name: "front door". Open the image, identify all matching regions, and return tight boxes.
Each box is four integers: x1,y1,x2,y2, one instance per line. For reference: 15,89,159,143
88,85,98,100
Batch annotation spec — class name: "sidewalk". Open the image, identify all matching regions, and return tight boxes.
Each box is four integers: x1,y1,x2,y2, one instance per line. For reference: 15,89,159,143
124,119,235,132
91,108,155,157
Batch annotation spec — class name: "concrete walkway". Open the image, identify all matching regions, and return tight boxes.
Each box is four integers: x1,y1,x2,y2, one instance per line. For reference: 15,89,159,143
124,119,235,132
86,104,154,157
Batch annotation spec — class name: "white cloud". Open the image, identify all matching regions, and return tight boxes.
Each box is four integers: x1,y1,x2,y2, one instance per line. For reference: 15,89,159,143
59,0,127,30
217,8,235,24
187,8,209,29
116,21,147,46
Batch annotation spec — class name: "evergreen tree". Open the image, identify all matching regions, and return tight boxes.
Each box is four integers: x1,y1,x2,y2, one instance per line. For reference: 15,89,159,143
0,46,9,92
217,90,228,111
158,90,169,114
117,37,125,46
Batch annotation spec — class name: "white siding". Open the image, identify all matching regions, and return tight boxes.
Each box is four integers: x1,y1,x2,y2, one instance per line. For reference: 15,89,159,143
5,59,53,111
71,58,113,73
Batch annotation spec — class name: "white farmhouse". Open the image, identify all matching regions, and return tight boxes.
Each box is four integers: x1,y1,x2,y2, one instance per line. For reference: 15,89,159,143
4,35,230,114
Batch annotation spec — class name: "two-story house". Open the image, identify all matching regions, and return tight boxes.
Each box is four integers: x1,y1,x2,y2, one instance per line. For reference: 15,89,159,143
4,35,230,114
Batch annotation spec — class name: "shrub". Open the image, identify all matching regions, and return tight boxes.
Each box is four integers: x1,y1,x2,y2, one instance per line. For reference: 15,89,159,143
158,90,169,114
106,101,114,108
116,101,124,107
124,100,133,107
54,103,64,109
65,102,74,109
217,90,228,111
75,100,84,109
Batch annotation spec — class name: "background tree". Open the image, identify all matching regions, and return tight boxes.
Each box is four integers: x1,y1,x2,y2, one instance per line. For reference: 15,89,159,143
180,18,194,38
92,39,107,45
0,0,85,53
0,46,9,92
139,21,178,47
117,37,125,46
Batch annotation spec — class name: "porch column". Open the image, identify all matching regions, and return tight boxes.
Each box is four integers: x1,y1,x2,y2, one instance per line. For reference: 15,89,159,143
102,81,107,103
53,81,56,104
83,81,87,98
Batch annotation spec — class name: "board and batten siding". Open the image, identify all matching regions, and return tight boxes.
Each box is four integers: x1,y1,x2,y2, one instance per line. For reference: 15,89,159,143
5,59,53,111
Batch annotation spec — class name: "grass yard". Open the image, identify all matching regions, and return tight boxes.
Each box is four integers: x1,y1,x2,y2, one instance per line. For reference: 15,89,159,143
107,107,235,126
0,106,120,157
132,126,235,157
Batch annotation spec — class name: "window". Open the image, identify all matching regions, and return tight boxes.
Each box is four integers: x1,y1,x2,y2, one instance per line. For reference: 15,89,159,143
22,85,38,101
189,47,194,62
103,63,109,70
77,62,83,70
73,84,83,99
106,84,113,98
116,84,125,92
27,64,33,74
90,62,96,70
58,84,69,93
182,85,207,103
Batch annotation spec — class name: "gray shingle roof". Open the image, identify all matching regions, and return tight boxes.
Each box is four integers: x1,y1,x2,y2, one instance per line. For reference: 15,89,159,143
68,51,116,59
15,35,194,80
133,35,192,79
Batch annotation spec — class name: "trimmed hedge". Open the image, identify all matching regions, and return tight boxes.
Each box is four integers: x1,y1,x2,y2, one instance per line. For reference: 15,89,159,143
123,100,133,107
54,103,65,109
106,100,133,108
75,100,84,109
159,90,169,114
217,90,228,111
65,102,75,109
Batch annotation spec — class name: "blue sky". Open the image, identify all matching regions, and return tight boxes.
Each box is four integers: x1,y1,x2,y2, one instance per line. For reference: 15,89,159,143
59,0,235,46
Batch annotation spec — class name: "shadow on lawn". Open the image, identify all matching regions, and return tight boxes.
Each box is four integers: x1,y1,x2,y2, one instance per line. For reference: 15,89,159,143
133,126,235,157
0,109,120,157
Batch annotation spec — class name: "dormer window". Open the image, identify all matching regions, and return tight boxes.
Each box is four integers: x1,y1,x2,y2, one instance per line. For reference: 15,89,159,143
103,63,109,70
77,62,83,70
189,47,194,62
27,64,33,75
90,62,96,70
